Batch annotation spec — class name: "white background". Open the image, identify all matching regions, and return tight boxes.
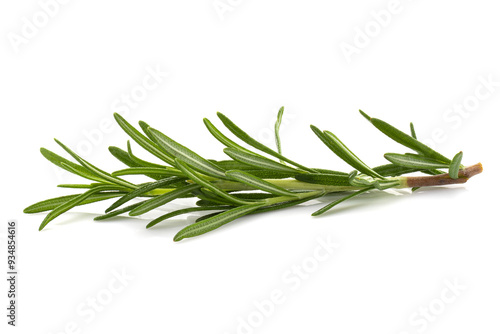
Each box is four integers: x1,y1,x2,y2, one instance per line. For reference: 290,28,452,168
1,1,499,333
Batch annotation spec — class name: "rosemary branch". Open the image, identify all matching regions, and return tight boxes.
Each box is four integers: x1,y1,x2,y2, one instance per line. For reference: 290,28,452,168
24,108,482,241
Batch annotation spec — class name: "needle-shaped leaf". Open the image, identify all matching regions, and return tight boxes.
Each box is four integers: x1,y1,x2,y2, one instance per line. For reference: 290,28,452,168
244,170,298,179
175,159,258,205
360,111,451,163
254,191,325,214
24,193,123,214
106,176,185,213
38,185,124,230
114,113,176,165
203,118,257,155
311,187,373,216
94,202,143,221
57,184,94,189
295,173,351,186
55,139,137,190
310,125,384,179
126,141,165,168
146,206,235,228
274,106,285,159
372,164,420,177
223,147,300,174
112,167,184,177
108,146,141,167
129,183,201,216
410,122,417,139
449,151,463,179
225,170,299,197
148,127,228,179
41,148,105,183
173,204,264,241
384,153,450,169
217,112,316,172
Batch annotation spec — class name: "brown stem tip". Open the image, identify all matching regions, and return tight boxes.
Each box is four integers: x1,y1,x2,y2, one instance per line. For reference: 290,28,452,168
405,163,483,188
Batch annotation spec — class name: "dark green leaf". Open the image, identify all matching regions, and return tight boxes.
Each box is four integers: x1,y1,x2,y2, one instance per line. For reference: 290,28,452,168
173,204,264,241
175,159,258,205
146,206,234,228
40,148,105,183
38,185,125,230
225,170,298,197
410,122,417,139
310,125,384,179
312,187,373,216
55,139,137,190
148,127,228,179
384,153,450,169
295,173,351,186
223,147,300,174
217,112,316,172
24,193,123,214
114,113,176,165
360,111,451,163
106,176,185,213
94,202,143,221
112,167,184,177
129,183,201,216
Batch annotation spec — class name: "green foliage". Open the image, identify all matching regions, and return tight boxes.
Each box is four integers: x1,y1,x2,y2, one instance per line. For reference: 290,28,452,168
25,108,481,241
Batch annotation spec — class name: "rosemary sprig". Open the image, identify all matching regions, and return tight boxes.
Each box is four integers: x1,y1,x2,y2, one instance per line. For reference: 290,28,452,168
25,108,483,241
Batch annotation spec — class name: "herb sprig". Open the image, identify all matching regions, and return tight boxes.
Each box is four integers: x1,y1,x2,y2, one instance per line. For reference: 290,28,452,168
24,109,483,241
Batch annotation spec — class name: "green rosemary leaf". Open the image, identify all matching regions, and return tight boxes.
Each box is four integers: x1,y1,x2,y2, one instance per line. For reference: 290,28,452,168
254,191,325,214
384,153,450,169
113,113,176,165
212,160,256,170
225,170,299,197
106,176,185,213
41,148,105,183
112,167,184,177
410,122,417,139
310,125,384,179
217,112,316,172
38,185,125,230
55,139,137,190
148,127,228,179
295,173,351,186
173,204,264,241
24,193,123,214
146,206,235,228
311,168,348,175
223,147,300,174
311,187,374,216
358,109,371,121
244,169,298,179
411,187,420,192
203,118,257,155
57,184,94,189
94,202,143,221
194,212,222,222
175,159,258,205
108,146,140,167
129,183,201,216
274,106,285,160
231,193,277,200
193,189,235,206
449,151,463,179
372,164,420,177
360,111,451,163
138,120,156,141
126,141,165,169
